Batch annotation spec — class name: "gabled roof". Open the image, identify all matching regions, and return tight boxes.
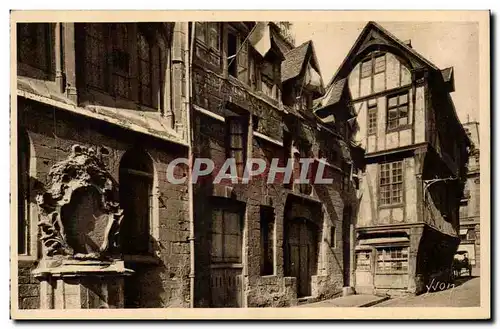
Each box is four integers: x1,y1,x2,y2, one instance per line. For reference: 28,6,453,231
281,41,311,83
281,40,325,97
322,78,346,109
326,21,439,89
316,21,447,112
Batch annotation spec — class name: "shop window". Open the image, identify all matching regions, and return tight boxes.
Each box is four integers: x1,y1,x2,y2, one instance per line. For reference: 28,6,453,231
387,92,409,130
119,149,153,255
356,250,371,271
376,247,408,273
260,206,275,276
211,207,243,263
379,161,403,205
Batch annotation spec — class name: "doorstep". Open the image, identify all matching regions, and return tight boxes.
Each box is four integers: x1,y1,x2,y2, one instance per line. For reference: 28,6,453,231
295,294,390,308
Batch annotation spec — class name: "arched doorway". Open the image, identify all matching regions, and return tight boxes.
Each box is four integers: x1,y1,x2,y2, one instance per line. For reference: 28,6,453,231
284,217,319,297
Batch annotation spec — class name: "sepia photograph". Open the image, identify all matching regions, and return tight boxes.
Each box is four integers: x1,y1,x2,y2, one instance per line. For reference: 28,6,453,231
9,10,490,320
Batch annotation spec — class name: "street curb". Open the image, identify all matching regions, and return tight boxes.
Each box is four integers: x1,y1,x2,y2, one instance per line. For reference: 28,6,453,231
359,296,391,307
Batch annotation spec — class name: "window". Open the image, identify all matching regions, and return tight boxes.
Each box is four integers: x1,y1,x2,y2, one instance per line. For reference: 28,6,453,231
356,251,371,271
367,99,377,135
330,226,337,249
259,61,277,99
387,92,409,130
119,150,153,255
379,161,403,205
361,53,386,78
261,77,275,99
18,131,30,255
83,23,170,111
260,206,275,276
17,23,52,72
360,53,386,93
195,22,220,51
467,229,476,241
226,116,247,178
211,207,243,263
112,24,131,99
138,33,153,107
84,23,109,90
474,178,480,215
319,147,338,165
376,247,408,273
228,31,238,77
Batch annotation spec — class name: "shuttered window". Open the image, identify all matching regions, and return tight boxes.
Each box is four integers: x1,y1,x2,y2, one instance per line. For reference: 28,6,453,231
211,208,243,263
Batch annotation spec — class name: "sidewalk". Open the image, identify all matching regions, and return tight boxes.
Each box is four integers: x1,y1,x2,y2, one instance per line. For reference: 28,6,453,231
295,294,389,308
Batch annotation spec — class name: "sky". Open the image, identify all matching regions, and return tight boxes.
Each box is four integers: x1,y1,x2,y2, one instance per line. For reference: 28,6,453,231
292,21,480,124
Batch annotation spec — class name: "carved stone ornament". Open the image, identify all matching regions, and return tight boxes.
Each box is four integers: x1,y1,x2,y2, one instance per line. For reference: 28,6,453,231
36,144,123,260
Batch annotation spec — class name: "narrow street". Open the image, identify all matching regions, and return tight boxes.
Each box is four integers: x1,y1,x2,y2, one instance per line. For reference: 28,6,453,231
374,276,481,307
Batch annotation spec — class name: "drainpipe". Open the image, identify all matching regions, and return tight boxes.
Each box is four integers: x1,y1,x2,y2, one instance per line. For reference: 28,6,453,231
185,22,196,308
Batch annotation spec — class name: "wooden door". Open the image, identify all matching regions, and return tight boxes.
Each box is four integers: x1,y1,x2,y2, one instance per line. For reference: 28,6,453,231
285,218,318,297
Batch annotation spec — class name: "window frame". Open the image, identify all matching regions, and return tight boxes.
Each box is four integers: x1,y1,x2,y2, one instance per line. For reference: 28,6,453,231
82,23,171,113
355,250,372,272
367,99,378,135
376,246,409,274
211,206,244,264
386,91,410,131
359,52,386,93
195,22,221,53
137,31,154,107
17,23,53,76
225,115,248,179
379,161,404,207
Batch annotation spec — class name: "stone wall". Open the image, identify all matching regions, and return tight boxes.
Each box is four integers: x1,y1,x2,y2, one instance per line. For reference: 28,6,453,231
17,97,190,308
192,61,356,307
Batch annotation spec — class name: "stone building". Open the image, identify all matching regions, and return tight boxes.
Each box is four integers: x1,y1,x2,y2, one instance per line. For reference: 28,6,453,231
190,22,361,307
16,22,192,308
315,21,470,296
458,121,480,268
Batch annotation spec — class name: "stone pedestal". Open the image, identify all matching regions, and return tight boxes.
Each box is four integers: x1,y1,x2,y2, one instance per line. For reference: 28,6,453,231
32,145,134,309
33,259,133,309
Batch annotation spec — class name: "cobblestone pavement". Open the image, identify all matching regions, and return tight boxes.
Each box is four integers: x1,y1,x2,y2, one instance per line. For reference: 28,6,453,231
374,276,481,307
